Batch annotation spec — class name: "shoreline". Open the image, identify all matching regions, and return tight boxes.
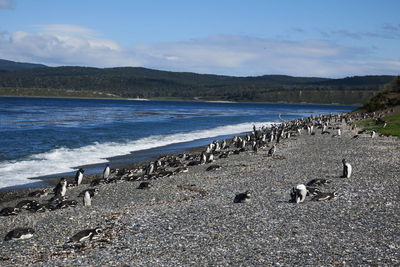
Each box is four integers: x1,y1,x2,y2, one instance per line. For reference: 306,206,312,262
0,111,398,265
0,95,362,106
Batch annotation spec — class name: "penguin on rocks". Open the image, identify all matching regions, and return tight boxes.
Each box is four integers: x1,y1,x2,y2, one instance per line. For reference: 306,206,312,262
4,228,35,241
268,144,276,157
103,164,110,180
341,159,352,178
290,184,308,203
233,191,252,203
83,191,91,207
75,168,85,185
0,207,20,216
54,178,67,197
68,228,102,243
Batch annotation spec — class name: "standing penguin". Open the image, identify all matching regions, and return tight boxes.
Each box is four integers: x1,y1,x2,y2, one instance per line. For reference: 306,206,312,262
54,178,67,197
342,159,352,178
268,144,276,157
103,164,110,179
75,168,84,185
83,191,91,207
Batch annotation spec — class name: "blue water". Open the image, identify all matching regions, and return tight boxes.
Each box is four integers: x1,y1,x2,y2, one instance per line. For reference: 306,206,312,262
0,97,356,189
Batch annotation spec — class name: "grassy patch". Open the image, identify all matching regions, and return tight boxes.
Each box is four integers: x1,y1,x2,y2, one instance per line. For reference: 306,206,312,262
355,113,400,138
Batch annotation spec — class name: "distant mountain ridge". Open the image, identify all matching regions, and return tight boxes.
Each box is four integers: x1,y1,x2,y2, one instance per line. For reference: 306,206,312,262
0,58,395,104
0,59,47,72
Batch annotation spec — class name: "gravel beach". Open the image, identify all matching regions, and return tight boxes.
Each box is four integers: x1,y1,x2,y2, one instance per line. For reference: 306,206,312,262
0,114,399,266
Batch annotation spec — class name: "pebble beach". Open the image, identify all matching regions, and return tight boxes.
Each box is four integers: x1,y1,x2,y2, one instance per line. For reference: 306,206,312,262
0,114,399,266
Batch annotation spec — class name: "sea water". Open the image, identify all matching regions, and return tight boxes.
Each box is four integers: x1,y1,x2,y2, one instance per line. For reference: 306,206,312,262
0,97,355,189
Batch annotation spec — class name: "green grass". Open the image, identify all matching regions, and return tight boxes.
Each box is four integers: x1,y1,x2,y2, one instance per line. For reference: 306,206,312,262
355,113,400,138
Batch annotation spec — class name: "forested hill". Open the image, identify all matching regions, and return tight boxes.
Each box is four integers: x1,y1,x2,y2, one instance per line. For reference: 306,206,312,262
0,59,47,72
0,60,395,104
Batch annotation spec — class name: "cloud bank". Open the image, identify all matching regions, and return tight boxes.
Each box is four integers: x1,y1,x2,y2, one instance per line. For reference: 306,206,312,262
0,24,398,77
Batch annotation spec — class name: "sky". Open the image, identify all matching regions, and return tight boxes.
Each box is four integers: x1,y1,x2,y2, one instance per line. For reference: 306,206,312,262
0,0,399,77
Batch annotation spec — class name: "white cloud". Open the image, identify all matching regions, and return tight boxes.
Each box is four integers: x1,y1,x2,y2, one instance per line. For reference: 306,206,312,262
0,25,398,77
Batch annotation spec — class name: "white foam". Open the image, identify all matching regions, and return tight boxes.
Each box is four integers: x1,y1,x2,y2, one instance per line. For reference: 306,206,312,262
0,121,273,188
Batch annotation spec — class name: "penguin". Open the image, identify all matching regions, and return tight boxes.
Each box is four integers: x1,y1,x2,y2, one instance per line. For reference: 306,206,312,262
200,152,207,164
83,191,91,207
268,144,276,157
146,162,154,175
342,159,352,178
206,165,221,171
103,164,110,179
57,200,78,209
137,181,151,189
252,141,258,153
68,228,102,243
290,184,308,203
0,207,20,216
207,153,214,163
16,200,40,210
174,166,189,174
4,228,35,241
28,188,49,198
78,188,99,198
75,168,84,185
371,131,376,138
233,191,251,203
311,192,338,201
31,203,57,212
54,177,67,197
306,187,322,196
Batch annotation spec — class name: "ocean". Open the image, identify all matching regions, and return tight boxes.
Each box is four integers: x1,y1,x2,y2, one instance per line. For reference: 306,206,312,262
0,97,356,189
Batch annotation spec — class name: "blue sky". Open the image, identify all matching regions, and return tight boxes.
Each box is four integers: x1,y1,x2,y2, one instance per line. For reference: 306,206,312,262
0,0,399,77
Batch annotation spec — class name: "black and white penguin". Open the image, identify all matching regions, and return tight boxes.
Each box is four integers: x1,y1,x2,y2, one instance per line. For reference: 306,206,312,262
252,141,258,153
83,191,91,207
306,187,322,196
311,192,338,201
31,203,57,212
54,177,67,197
290,184,308,203
137,181,151,189
103,164,110,179
78,188,99,198
341,159,352,178
206,165,221,171
68,228,102,243
0,207,20,216
233,191,251,203
268,144,276,157
4,228,35,241
16,200,40,210
28,188,49,198
75,168,85,185
146,162,154,175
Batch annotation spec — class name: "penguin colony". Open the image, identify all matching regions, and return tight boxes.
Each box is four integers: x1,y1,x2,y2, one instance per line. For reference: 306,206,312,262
1,109,386,243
